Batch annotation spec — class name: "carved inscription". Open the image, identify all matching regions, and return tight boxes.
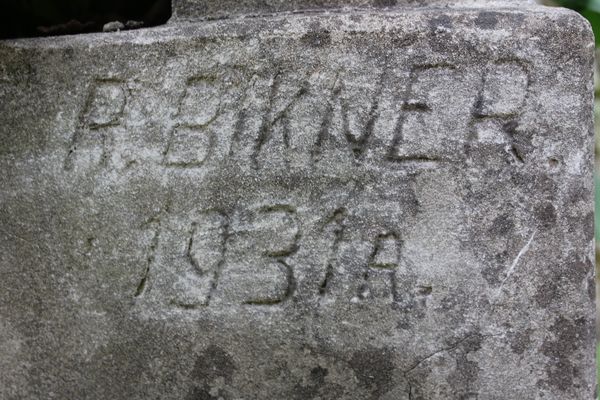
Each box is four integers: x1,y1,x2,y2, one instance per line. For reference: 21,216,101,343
65,79,127,170
470,60,531,163
478,60,529,117
388,64,457,162
113,57,534,311
137,203,427,309
370,232,401,269
139,204,301,308
67,59,531,171
218,205,298,305
164,76,221,167
175,211,229,307
319,208,347,297
165,125,213,167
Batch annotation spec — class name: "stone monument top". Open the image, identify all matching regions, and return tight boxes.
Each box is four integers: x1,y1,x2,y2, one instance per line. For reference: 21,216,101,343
172,0,535,20
0,0,593,399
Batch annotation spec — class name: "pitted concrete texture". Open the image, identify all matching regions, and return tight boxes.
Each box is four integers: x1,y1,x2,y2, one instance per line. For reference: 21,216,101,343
171,0,536,21
0,2,595,399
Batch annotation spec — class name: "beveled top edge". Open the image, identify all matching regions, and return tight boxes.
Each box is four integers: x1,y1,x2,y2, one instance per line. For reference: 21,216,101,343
171,0,537,21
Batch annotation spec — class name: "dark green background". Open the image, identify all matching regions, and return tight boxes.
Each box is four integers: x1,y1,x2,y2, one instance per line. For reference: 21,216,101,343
0,0,170,39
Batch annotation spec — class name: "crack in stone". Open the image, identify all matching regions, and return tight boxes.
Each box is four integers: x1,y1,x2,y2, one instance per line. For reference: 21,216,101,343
494,230,536,300
402,332,500,376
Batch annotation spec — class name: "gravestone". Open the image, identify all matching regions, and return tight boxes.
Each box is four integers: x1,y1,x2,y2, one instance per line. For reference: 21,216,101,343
0,0,595,398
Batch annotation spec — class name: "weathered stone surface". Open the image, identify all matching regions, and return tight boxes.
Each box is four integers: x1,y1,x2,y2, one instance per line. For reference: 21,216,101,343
172,0,535,21
0,1,594,399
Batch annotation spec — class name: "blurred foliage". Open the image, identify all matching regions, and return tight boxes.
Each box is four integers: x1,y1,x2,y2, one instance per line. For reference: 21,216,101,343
0,0,170,39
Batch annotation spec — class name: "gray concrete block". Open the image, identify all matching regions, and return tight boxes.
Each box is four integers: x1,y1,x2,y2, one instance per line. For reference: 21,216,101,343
0,1,594,398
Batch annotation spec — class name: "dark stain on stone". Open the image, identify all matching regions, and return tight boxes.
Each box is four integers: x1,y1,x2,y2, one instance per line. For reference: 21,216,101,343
534,203,557,229
186,385,218,400
319,383,347,399
192,345,235,382
349,347,394,398
535,175,558,198
488,214,514,236
481,257,505,286
436,289,471,327
310,366,328,384
461,333,483,354
291,366,329,399
509,328,533,355
186,345,236,399
62,47,75,61
449,334,483,390
583,210,594,242
534,279,558,309
396,315,412,330
373,0,397,7
409,333,482,396
451,357,480,386
475,11,500,29
567,182,588,204
302,27,331,48
540,316,589,392
536,256,591,308
564,258,592,286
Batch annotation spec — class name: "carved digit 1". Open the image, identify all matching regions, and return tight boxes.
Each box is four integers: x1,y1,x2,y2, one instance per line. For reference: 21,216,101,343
319,208,347,297
64,79,126,170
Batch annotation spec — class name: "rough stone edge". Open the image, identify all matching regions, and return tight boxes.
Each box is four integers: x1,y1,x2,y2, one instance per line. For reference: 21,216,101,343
169,0,537,22
0,4,584,48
